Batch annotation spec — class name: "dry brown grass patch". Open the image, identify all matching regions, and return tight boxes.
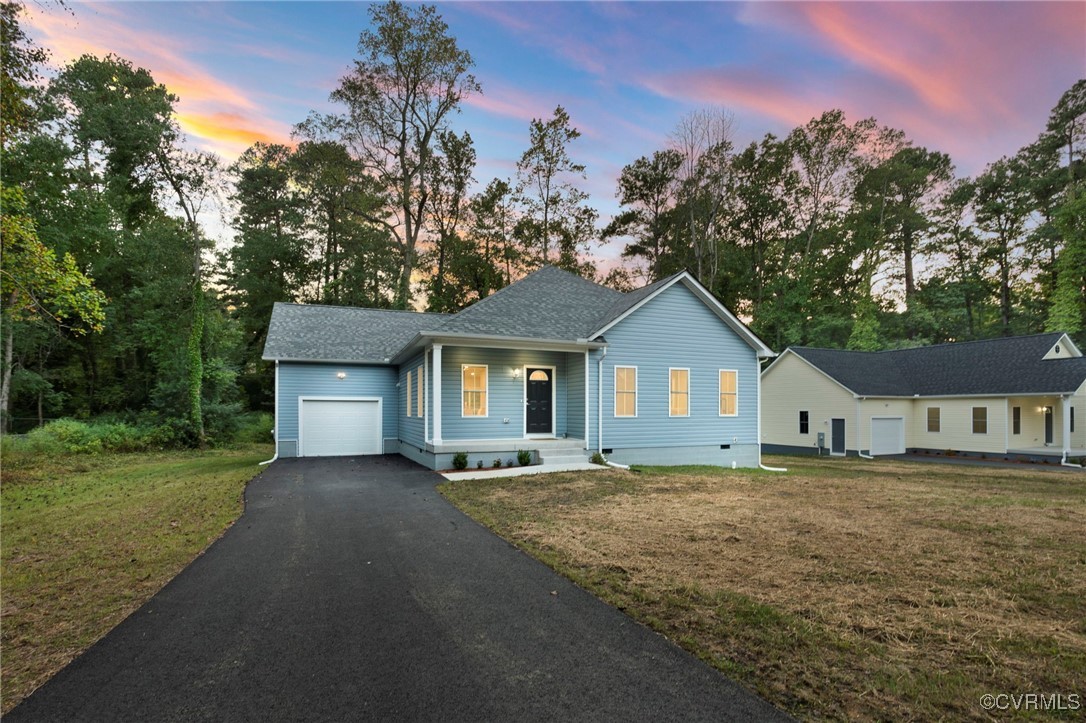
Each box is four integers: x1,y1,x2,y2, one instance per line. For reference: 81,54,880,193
441,457,1086,720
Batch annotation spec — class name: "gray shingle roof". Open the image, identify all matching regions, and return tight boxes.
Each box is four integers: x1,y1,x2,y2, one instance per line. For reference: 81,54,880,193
432,265,623,339
264,265,768,363
791,333,1086,396
263,303,450,362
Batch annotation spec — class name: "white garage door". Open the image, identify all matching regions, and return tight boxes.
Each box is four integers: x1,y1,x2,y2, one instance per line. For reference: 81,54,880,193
870,417,905,456
300,399,382,457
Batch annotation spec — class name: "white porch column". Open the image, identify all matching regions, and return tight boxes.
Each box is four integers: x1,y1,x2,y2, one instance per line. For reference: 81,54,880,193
584,350,590,451
433,344,443,445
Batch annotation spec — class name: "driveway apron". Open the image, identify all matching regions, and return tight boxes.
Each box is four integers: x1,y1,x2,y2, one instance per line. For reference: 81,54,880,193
10,456,788,722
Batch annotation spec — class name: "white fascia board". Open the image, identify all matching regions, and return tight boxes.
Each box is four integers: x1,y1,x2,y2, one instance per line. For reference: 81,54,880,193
762,348,860,398
391,332,606,364
589,272,775,358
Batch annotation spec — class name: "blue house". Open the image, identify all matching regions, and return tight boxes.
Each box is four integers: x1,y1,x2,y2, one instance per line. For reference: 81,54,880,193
262,266,775,469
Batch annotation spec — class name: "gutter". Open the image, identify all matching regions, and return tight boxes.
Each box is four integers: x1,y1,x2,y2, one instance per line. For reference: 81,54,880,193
259,360,280,466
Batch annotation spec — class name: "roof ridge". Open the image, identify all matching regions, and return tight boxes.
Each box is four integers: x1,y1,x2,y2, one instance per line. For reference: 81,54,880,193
792,332,1066,356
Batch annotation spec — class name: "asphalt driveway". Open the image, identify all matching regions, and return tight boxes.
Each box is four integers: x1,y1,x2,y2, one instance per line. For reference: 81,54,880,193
10,455,787,722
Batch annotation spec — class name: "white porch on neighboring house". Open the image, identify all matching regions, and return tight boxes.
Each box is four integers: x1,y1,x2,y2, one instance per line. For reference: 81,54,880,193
1006,394,1082,460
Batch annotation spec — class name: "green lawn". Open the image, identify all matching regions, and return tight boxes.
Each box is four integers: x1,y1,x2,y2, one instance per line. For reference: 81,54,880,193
440,455,1086,721
1,445,271,713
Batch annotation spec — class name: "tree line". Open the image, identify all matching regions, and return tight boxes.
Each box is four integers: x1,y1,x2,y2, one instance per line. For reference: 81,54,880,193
1,1,1083,440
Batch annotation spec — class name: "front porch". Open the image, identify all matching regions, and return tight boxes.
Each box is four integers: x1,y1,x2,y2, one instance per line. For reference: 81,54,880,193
400,436,590,471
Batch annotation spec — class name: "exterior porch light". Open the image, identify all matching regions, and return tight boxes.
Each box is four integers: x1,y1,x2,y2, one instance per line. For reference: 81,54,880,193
336,371,347,380
511,368,522,379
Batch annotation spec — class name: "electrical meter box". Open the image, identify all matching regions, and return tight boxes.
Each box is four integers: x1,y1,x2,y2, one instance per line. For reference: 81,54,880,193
817,432,825,448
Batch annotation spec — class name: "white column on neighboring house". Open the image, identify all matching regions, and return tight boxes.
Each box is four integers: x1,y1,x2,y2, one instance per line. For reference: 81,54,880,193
1062,394,1072,459
424,349,429,444
433,344,443,445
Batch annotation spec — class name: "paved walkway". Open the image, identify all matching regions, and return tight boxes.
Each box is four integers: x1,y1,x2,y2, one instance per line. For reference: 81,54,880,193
10,455,788,722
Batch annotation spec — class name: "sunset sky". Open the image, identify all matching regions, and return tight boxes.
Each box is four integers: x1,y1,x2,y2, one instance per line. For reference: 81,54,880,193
21,1,1086,252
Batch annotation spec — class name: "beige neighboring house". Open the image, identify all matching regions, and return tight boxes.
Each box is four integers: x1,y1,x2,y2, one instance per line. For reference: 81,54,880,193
761,332,1086,464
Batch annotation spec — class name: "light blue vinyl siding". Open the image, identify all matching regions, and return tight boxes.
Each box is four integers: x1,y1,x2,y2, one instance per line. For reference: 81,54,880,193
440,346,568,440
598,283,759,450
398,352,425,448
566,351,586,440
276,362,398,456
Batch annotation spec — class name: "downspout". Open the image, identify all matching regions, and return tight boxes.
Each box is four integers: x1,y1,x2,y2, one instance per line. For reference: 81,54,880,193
1061,394,1082,468
597,347,606,454
757,359,787,472
259,360,280,465
857,396,874,459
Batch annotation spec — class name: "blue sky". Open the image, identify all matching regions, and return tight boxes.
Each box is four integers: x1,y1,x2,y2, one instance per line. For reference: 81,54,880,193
23,1,1086,259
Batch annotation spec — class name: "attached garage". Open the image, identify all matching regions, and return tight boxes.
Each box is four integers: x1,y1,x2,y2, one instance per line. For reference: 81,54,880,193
299,398,382,457
870,417,905,456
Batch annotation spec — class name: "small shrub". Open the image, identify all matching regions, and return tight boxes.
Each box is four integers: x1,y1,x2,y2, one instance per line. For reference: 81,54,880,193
232,412,273,444
517,449,532,466
452,452,468,470
493,458,503,468
506,458,514,468
476,460,483,469
590,452,606,465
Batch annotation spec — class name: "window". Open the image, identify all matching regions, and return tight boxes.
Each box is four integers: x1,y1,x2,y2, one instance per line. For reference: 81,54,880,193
799,411,809,434
406,370,413,417
1072,407,1076,434
669,368,689,417
416,365,423,417
719,370,738,416
1012,406,1021,435
927,407,940,433
462,365,487,417
615,366,637,417
972,406,987,434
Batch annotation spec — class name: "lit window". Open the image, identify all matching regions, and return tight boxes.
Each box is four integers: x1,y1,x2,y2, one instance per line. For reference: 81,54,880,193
799,411,809,434
972,406,987,434
669,369,689,417
927,407,940,433
417,366,423,417
462,365,487,417
614,367,637,417
719,370,738,416
406,370,412,417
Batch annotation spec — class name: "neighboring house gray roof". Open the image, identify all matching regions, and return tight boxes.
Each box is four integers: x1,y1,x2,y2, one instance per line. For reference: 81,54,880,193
433,265,624,340
789,333,1086,397
263,303,450,363
264,265,771,363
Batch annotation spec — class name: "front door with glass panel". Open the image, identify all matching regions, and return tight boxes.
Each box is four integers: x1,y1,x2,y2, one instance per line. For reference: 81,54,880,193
526,368,553,435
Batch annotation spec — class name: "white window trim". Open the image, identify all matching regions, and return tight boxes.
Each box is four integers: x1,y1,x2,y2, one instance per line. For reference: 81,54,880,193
406,370,413,417
416,365,423,417
461,364,489,418
718,369,739,417
668,367,690,418
614,365,638,418
971,405,988,435
927,406,940,434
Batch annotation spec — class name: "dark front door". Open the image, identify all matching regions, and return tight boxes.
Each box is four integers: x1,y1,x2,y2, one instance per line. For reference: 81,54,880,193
831,418,846,455
526,368,553,435
1044,406,1054,444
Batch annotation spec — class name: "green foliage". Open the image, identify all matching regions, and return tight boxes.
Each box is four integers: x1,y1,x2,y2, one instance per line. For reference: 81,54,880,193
517,449,533,466
492,457,503,468
590,452,607,465
452,451,468,470
233,412,273,444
